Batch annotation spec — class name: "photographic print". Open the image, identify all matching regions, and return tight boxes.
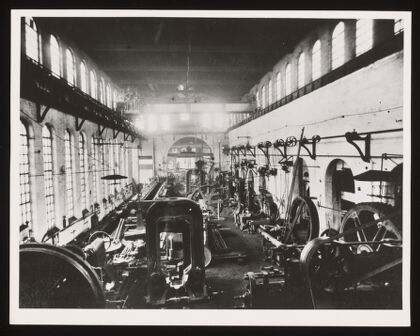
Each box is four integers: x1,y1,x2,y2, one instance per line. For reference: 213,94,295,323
9,9,411,326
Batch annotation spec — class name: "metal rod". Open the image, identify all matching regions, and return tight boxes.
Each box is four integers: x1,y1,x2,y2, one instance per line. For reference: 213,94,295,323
256,226,305,249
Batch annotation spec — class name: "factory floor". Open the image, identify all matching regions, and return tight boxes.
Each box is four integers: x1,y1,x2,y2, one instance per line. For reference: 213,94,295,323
184,209,313,309
202,211,266,308
184,209,402,310
92,205,401,309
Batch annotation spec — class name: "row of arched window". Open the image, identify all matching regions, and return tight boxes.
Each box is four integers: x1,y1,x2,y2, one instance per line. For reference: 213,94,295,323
254,19,403,109
19,120,132,232
24,17,119,110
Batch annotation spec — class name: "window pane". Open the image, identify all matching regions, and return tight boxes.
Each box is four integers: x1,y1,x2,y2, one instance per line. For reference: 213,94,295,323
42,126,55,229
285,63,292,95
261,85,266,108
99,138,107,199
25,17,40,62
268,80,273,105
90,70,97,99
255,91,260,108
66,49,75,85
50,35,61,76
113,91,118,109
332,22,345,69
297,53,305,88
276,72,281,100
20,122,32,228
312,40,321,80
99,79,105,104
79,133,88,209
80,62,87,93
356,19,373,56
91,137,98,205
64,131,74,218
107,84,112,108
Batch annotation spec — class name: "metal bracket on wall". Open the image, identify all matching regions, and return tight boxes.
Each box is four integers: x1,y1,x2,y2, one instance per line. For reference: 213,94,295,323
273,138,294,171
300,135,321,160
345,131,371,163
257,141,272,161
98,125,106,136
113,129,120,139
36,103,51,122
75,117,86,131
245,144,256,158
229,147,239,163
238,145,247,157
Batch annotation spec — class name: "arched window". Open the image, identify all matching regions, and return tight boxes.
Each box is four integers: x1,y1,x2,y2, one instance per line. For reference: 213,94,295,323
255,91,260,109
98,138,107,200
64,130,74,219
121,143,126,178
297,52,305,88
268,79,273,105
261,85,266,108
312,40,321,80
285,63,292,96
106,84,112,108
331,22,345,70
113,139,121,190
90,70,97,99
91,137,98,205
124,143,129,184
49,34,61,76
78,133,88,210
276,72,282,100
113,90,118,110
42,126,55,229
355,19,373,56
99,78,105,104
80,61,88,93
20,121,32,228
25,17,40,62
65,49,76,85
108,139,114,196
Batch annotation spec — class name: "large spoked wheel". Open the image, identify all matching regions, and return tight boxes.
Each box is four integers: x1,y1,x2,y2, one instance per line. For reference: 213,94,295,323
287,196,319,244
20,243,105,308
190,185,222,215
339,202,402,254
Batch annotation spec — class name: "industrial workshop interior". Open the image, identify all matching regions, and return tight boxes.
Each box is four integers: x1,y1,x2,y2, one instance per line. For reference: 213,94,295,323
16,14,406,311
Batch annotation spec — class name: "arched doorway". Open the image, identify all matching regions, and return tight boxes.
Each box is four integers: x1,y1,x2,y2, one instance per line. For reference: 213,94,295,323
324,159,355,230
390,163,402,209
167,136,213,195
167,136,213,173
